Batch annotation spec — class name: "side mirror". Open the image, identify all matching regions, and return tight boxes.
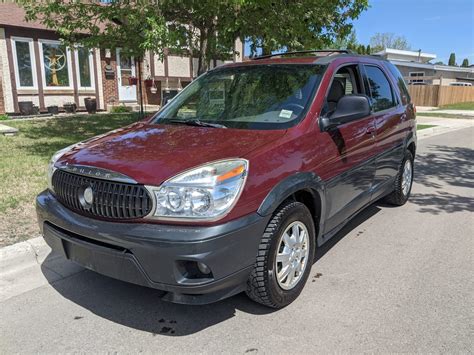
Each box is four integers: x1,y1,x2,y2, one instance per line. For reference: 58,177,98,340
320,94,371,131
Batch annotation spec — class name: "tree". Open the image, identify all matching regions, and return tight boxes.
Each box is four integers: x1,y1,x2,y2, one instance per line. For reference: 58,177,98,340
448,53,456,66
370,32,411,53
161,0,241,75
332,29,359,50
18,0,370,75
240,0,369,56
461,58,469,67
434,61,445,65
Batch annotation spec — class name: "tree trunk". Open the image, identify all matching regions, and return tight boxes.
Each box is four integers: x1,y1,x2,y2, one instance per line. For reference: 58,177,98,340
261,45,272,56
261,38,272,56
198,28,209,75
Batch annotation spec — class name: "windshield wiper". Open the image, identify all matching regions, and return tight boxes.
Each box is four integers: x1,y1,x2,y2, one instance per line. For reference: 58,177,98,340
165,118,227,129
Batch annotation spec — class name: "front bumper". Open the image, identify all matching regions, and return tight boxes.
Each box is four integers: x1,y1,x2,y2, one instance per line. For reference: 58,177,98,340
36,190,269,305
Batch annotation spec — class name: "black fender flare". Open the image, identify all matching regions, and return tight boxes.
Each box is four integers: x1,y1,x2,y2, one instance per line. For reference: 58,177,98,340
256,172,326,241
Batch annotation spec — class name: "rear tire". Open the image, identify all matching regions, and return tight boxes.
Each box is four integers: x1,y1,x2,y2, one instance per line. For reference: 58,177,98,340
384,150,414,206
246,201,315,308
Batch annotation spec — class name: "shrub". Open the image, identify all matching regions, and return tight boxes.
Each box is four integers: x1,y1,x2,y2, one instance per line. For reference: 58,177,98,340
110,105,132,113
0,114,9,121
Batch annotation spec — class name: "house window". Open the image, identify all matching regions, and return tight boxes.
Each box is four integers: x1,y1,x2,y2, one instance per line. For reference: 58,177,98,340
409,72,425,83
75,47,94,89
39,40,72,88
11,37,37,89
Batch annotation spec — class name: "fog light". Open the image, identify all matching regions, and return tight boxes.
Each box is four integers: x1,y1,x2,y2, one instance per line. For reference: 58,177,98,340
197,262,211,275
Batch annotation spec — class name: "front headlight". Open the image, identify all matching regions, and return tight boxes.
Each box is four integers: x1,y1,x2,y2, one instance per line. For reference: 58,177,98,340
47,144,76,192
149,159,248,221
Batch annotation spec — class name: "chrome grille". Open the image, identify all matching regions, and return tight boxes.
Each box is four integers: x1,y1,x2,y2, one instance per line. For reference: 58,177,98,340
52,169,153,219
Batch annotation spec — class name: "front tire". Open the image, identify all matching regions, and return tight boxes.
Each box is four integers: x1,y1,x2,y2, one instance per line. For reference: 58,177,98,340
246,201,315,308
384,150,414,206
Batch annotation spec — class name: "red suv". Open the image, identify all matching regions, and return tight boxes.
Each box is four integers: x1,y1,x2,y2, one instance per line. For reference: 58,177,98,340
37,50,416,308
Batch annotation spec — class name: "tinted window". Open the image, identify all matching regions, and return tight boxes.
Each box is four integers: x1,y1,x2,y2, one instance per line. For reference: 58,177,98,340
385,62,411,105
154,64,325,130
364,65,395,112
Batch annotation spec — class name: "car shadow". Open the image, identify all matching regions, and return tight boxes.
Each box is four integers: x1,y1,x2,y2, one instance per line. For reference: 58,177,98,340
40,203,381,336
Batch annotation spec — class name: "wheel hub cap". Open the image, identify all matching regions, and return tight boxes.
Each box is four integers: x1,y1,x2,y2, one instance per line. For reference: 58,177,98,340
275,221,309,290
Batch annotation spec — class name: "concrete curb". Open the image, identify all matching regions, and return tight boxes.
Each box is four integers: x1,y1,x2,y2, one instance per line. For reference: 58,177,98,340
417,125,466,140
0,236,83,302
0,237,48,274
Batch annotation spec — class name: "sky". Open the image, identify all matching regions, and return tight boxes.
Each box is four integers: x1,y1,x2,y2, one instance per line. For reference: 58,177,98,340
352,0,474,64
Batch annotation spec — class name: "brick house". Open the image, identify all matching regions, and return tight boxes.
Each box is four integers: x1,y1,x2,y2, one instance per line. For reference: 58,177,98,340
0,3,243,115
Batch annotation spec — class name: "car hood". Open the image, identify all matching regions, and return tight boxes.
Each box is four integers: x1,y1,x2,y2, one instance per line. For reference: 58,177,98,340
58,122,286,186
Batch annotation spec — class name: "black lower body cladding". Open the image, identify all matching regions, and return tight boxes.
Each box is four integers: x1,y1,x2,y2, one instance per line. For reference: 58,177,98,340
36,190,270,305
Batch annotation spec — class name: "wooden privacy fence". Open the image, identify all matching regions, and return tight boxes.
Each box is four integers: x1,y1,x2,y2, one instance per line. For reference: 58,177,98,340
408,85,474,107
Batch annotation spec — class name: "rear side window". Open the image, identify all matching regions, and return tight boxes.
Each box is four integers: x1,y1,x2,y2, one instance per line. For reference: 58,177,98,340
364,65,396,112
385,62,411,105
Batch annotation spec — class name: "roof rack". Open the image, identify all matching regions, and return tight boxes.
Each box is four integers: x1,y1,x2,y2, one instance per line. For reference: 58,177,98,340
251,49,352,60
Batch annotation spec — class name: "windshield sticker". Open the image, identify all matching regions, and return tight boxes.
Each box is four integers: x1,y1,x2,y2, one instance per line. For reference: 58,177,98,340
279,109,293,119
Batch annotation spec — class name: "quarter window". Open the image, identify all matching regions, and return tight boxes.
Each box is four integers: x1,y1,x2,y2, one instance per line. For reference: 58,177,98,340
40,41,71,87
364,65,396,112
12,38,36,88
386,62,410,105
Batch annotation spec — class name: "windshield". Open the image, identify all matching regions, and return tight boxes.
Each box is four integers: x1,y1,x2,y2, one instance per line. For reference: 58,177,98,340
152,64,326,130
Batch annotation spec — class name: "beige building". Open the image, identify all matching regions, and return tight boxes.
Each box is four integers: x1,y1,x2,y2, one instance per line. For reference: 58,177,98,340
376,48,474,85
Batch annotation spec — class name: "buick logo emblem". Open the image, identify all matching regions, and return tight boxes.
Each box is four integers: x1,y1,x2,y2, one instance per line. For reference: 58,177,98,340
81,186,94,207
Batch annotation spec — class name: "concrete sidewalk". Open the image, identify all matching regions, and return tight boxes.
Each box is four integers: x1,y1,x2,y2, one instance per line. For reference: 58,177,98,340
417,116,473,139
0,123,18,136
417,106,474,117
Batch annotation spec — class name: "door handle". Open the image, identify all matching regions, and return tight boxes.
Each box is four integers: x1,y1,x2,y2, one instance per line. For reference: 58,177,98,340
366,127,375,135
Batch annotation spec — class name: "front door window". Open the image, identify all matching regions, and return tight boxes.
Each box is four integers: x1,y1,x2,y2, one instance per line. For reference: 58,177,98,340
116,49,137,102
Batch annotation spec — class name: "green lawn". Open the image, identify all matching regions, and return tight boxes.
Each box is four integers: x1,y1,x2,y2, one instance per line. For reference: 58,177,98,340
0,113,140,246
439,102,474,110
417,124,436,130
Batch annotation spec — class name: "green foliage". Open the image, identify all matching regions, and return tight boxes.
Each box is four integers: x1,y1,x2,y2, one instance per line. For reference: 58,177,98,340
243,0,369,56
334,29,359,51
110,105,132,113
19,0,169,60
448,53,456,66
461,58,469,67
370,32,411,53
0,114,9,121
18,0,369,74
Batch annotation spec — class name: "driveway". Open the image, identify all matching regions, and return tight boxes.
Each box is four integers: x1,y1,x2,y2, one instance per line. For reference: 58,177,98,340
1,127,473,353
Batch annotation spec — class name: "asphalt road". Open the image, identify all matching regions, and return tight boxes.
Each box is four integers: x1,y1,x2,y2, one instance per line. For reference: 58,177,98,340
1,127,473,353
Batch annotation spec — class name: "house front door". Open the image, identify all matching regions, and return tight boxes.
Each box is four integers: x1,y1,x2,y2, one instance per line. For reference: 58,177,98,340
116,49,137,102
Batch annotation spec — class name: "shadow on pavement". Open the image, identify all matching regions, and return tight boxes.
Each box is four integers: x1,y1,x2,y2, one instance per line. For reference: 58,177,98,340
411,144,474,214
40,203,381,337
415,145,473,189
